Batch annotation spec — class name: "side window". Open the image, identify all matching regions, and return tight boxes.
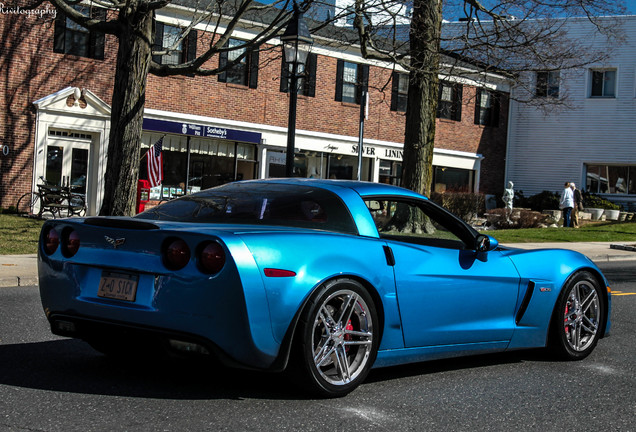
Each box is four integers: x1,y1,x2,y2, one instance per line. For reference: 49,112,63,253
218,38,259,88
54,5,106,60
364,199,467,250
152,23,197,65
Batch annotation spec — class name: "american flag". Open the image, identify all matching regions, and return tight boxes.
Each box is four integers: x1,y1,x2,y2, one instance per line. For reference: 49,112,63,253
146,137,163,187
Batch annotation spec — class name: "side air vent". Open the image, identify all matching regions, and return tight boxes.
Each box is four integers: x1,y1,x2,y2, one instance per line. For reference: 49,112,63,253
84,217,159,230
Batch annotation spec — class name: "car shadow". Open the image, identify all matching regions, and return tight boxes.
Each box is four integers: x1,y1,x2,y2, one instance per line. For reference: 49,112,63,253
366,349,552,384
0,338,553,399
0,338,305,400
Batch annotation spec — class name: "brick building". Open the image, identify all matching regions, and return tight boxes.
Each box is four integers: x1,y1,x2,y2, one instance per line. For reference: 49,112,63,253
0,1,511,215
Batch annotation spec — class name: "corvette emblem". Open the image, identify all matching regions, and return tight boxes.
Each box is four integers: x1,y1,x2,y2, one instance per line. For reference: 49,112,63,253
104,236,126,249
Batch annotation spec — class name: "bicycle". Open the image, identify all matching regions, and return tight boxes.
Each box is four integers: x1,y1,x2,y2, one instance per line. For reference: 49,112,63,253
16,177,86,219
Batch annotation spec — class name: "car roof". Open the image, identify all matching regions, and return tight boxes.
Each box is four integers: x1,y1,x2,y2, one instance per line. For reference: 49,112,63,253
242,178,428,200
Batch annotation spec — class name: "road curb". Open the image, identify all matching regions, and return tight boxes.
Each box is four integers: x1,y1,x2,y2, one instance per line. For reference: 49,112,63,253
0,276,38,288
610,244,636,252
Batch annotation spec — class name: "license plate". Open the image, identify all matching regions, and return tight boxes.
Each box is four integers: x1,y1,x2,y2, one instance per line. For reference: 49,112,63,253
98,271,138,302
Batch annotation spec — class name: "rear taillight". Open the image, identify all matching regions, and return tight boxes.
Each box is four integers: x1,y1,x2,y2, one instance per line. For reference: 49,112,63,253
62,229,81,257
163,238,191,270
198,241,226,274
43,227,60,255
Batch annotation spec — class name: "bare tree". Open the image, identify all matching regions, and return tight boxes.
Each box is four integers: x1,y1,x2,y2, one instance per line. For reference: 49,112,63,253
348,0,627,197
30,0,310,216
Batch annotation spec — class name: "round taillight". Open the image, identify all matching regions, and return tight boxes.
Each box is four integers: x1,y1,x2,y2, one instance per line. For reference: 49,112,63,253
62,229,81,257
164,238,191,270
198,241,226,274
43,227,60,255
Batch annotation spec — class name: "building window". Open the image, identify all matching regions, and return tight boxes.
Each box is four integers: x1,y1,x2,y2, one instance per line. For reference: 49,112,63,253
218,39,259,88
474,89,500,127
536,71,560,98
590,69,616,97
335,60,369,104
53,5,106,59
433,166,474,193
586,164,636,194
437,81,462,121
280,53,317,97
390,72,409,112
152,23,197,65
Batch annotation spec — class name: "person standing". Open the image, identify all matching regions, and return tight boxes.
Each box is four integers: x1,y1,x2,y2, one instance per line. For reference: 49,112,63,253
571,182,583,228
560,182,575,227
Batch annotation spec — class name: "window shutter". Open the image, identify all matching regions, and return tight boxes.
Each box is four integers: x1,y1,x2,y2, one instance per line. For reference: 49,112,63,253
356,64,369,104
390,72,399,111
280,57,289,93
248,49,259,89
88,8,106,60
184,30,197,63
452,84,463,121
152,21,164,65
218,49,228,83
335,59,344,102
53,10,66,53
305,53,317,97
474,89,482,125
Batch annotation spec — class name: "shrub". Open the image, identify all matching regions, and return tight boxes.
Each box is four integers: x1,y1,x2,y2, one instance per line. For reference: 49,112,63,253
523,190,561,212
430,192,485,223
582,192,620,210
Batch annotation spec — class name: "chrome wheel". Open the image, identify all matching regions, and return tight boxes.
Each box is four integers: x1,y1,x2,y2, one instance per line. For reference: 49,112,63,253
563,279,600,352
294,278,378,397
550,271,604,360
312,289,374,386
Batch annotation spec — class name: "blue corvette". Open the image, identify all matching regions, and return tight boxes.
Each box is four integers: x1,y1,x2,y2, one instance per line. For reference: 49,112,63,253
38,179,610,397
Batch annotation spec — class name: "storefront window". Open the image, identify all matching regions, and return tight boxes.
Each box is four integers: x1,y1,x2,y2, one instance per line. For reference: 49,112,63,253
379,160,402,186
433,166,474,193
266,150,372,181
140,134,256,199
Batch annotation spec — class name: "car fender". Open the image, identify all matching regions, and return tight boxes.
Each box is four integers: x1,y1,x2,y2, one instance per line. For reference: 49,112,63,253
502,247,610,349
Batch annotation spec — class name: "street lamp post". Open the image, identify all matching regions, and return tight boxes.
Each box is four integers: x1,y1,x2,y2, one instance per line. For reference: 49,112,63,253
281,4,313,177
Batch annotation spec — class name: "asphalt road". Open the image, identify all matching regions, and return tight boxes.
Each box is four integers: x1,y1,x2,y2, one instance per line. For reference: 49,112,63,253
0,262,634,432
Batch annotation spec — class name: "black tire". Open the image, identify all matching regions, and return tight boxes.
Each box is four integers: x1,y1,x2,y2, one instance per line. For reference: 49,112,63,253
548,271,604,360
16,192,39,217
292,278,379,397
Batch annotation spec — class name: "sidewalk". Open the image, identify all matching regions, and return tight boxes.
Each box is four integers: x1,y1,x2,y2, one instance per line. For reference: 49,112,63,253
1,242,635,288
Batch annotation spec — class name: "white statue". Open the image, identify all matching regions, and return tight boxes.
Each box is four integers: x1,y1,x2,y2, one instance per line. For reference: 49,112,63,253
503,181,514,210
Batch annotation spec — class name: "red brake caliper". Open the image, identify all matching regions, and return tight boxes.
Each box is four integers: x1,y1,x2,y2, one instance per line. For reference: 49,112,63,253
564,304,569,334
344,320,353,352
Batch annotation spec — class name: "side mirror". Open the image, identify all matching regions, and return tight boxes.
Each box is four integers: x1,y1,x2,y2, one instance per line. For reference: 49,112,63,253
476,234,499,252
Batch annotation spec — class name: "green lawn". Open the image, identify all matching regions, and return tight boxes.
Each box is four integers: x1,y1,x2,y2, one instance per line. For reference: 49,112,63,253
1,213,635,255
481,221,636,243
0,214,45,255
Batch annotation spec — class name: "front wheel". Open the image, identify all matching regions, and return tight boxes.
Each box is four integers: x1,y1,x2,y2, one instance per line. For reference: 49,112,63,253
292,278,379,397
549,271,604,360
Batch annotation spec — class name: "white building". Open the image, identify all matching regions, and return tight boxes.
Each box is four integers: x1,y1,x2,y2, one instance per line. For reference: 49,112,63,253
505,15,636,209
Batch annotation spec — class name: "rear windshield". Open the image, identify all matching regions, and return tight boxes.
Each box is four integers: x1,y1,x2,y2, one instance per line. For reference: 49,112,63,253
135,182,358,235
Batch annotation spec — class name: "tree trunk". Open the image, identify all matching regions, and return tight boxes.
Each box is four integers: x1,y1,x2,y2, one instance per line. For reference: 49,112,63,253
99,10,154,216
401,0,443,198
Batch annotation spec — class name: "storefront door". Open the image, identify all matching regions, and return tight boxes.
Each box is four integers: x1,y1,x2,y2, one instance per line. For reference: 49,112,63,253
45,137,91,195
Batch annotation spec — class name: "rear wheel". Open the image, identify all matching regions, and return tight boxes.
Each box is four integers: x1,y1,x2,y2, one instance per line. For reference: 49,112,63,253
16,192,39,217
549,271,604,360
292,278,378,397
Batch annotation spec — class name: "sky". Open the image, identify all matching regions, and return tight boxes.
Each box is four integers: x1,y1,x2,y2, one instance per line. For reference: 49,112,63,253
625,0,636,14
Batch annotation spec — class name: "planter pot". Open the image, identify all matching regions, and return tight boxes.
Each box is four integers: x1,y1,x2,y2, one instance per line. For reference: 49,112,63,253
627,212,634,221
585,208,604,221
619,212,628,222
605,209,620,221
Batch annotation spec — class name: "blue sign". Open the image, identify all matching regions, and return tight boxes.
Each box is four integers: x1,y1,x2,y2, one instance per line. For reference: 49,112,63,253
143,118,261,144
